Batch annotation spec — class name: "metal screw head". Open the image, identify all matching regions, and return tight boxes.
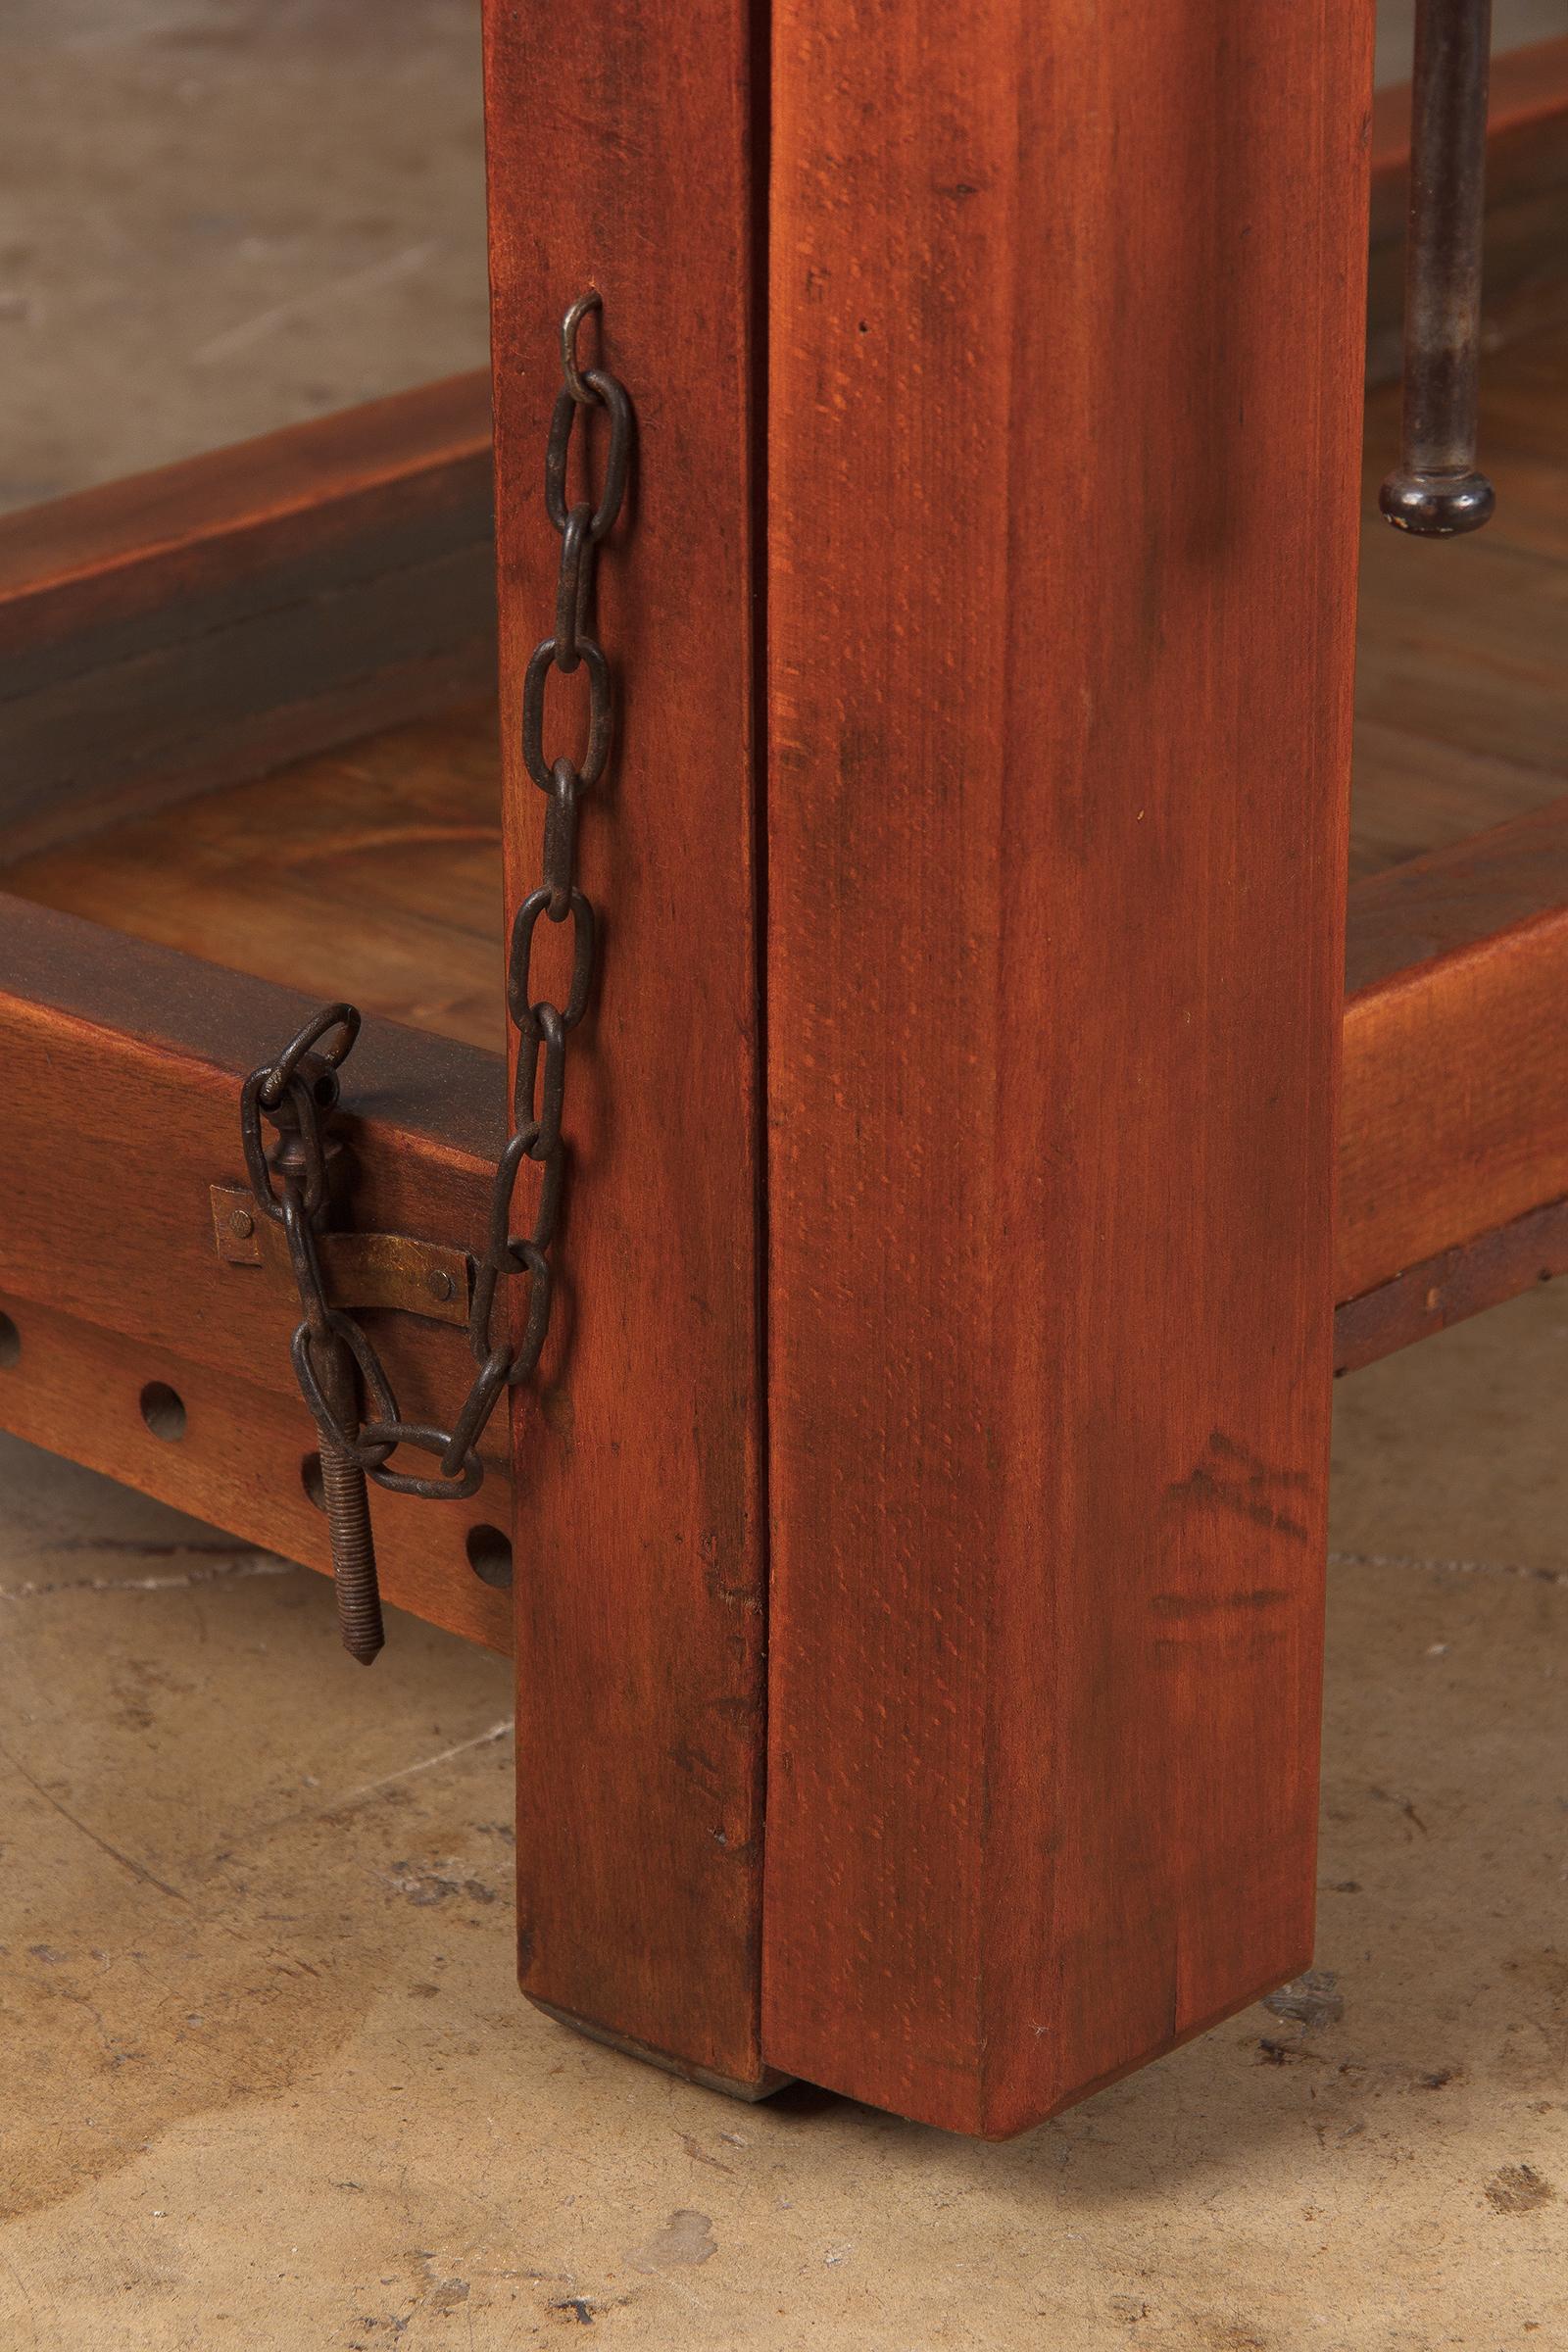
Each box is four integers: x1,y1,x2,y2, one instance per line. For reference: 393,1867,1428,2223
229,1207,255,1240
426,1268,455,1303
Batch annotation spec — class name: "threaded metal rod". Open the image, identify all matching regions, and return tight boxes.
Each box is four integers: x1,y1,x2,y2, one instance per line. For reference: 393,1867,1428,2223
312,1332,384,1666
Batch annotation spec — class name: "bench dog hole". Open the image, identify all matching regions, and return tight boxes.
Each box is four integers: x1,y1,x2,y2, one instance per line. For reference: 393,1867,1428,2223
138,1381,187,1443
466,1523,514,1591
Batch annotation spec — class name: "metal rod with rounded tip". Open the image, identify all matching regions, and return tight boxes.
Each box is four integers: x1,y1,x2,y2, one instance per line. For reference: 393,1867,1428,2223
1380,0,1495,537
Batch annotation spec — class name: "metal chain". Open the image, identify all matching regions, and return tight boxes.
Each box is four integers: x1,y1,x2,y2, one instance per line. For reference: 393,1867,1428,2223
241,292,631,1504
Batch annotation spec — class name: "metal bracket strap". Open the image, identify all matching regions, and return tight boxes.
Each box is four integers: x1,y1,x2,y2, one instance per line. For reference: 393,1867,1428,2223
210,1186,473,1325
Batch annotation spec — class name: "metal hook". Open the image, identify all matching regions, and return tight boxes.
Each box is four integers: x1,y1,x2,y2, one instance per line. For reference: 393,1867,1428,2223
257,1001,361,1109
561,289,604,405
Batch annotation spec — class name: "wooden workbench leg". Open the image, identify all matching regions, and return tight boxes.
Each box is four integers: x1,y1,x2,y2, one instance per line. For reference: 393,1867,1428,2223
762,0,1375,2133
484,3,773,2091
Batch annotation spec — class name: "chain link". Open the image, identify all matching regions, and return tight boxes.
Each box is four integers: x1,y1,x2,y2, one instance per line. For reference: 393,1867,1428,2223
240,294,630,1504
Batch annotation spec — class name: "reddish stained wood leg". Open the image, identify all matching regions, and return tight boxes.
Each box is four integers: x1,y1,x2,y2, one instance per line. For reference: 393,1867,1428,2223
762,0,1375,2134
483,0,773,2090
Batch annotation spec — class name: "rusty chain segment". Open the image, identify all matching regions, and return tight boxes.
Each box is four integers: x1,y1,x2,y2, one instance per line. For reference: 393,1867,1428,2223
239,295,631,1647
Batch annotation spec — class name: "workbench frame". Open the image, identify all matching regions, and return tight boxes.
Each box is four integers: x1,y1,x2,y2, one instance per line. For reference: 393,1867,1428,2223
3,9,1567,2136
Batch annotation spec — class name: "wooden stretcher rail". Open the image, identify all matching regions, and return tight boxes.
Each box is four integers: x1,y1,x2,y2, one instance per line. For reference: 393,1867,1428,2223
1335,1195,1568,1374
0,373,495,859
1339,799,1568,1325
1,793,1565,1642
0,898,511,1650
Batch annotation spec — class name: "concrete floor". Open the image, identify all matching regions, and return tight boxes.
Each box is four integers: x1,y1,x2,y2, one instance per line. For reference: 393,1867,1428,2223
1,2,1565,2344
0,0,489,514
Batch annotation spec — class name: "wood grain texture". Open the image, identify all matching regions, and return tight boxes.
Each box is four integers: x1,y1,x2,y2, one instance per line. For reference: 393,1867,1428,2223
1341,802,1568,1302
4,704,508,1054
762,0,1374,2134
1346,793,1568,996
0,373,493,859
483,0,771,2089
0,900,512,1647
